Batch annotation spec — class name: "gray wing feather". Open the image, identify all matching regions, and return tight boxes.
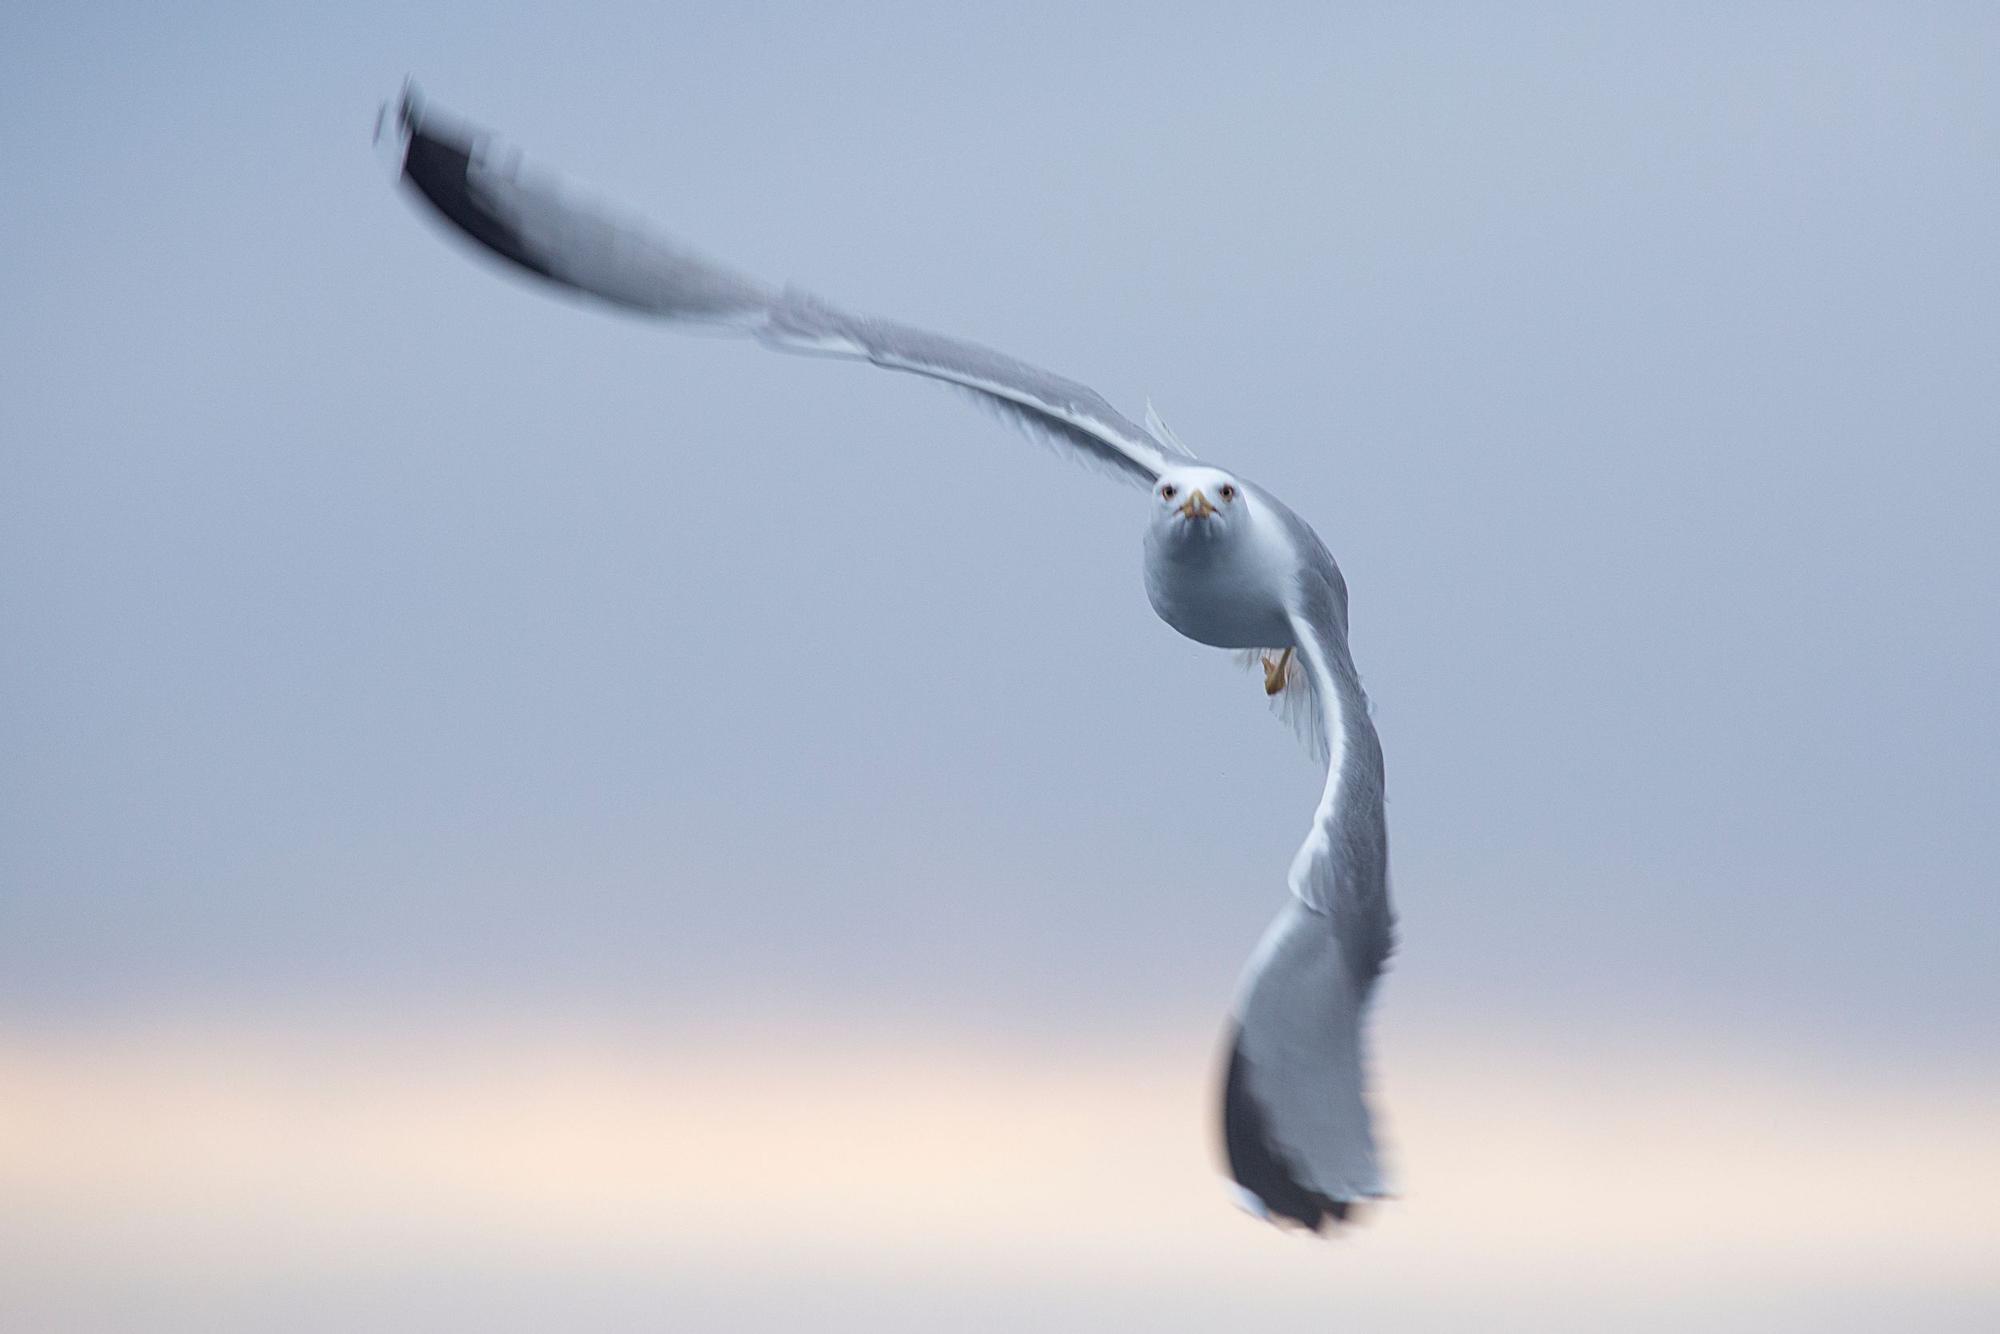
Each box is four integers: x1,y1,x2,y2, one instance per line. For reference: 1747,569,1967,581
763,290,1182,481
1221,505,1394,1231
1224,899,1384,1228
391,89,1190,483
1282,514,1393,980
482,173,775,324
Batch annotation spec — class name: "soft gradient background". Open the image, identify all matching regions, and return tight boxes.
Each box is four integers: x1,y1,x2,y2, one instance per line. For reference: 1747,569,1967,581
4,2,1997,1330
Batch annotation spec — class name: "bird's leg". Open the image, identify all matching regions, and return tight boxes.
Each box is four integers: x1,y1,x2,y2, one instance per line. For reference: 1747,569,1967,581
1262,647,1294,696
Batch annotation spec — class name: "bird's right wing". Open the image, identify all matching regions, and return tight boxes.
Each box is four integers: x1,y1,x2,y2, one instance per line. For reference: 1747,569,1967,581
388,88,1193,485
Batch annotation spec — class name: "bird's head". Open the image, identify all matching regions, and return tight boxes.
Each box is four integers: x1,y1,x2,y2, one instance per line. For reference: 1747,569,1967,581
1150,467,1246,544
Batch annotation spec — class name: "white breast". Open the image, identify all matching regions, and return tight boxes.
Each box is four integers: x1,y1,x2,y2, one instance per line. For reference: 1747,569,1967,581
1142,504,1299,650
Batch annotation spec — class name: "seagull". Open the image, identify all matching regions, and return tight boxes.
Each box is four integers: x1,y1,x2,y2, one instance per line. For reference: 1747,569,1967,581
384,87,1395,1232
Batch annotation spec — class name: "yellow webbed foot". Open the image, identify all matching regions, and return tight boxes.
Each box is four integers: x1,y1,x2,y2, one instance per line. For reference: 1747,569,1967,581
1263,647,1294,696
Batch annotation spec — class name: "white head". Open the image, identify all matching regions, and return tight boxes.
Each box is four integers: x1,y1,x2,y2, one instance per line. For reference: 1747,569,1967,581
1149,466,1248,546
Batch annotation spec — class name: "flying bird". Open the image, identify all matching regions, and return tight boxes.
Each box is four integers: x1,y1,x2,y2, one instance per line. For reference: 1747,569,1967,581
384,87,1394,1232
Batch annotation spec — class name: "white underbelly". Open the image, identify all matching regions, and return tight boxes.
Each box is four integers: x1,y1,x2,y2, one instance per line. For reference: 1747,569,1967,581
1144,546,1293,649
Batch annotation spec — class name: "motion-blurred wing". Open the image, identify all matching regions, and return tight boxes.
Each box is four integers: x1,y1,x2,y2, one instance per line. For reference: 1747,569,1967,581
388,88,1192,484
1221,601,1394,1231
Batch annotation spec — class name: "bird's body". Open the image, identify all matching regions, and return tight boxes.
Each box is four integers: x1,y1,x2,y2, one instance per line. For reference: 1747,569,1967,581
386,88,1396,1233
1145,471,1307,651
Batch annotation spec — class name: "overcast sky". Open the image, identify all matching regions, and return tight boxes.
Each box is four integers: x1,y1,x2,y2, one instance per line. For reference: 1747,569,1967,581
3,2,1996,1329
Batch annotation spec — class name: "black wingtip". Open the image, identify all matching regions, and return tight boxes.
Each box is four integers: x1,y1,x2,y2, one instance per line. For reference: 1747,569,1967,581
1222,1031,1351,1233
392,93,559,285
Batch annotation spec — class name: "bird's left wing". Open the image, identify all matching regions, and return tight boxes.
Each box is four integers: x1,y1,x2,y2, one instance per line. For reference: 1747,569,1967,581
1281,606,1393,959
1220,591,1395,1231
386,88,1192,485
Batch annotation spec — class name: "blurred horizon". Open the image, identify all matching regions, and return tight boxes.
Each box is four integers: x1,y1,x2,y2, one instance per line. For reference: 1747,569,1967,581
4,1,1997,1328
5,1008,1996,1331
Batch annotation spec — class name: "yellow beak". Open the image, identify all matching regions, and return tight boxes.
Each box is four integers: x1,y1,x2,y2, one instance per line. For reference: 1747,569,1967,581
1179,489,1216,519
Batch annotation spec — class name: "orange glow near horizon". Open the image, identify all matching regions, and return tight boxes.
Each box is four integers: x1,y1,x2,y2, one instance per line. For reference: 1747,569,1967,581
2,1012,1993,1317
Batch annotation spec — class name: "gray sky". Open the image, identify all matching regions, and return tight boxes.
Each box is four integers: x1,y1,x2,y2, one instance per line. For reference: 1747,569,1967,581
3,2,1997,1328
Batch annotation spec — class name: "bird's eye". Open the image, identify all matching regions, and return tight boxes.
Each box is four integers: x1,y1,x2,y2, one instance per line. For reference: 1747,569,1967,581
1219,484,1237,501
1161,484,1177,500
